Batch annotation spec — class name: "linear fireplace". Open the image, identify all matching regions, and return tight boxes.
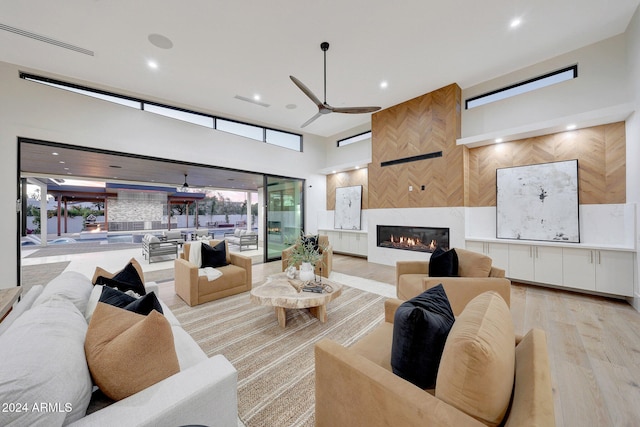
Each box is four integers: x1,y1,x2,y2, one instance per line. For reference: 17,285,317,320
377,225,450,253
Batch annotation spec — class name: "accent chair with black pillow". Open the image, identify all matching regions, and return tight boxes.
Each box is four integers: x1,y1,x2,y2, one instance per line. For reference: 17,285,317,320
391,284,455,389
314,289,555,427
396,247,511,312
175,239,252,306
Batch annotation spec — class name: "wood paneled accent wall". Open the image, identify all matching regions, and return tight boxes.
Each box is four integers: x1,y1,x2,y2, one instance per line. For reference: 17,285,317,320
326,168,368,210
468,122,626,206
369,83,466,208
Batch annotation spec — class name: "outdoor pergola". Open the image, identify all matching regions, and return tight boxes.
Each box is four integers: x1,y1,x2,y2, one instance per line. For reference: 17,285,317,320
45,185,208,236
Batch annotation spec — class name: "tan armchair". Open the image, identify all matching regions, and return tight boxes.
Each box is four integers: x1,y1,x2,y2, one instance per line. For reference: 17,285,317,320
174,240,252,306
315,287,555,427
396,247,511,307
281,235,333,278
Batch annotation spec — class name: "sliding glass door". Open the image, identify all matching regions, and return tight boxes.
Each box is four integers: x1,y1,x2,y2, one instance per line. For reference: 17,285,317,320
264,176,304,262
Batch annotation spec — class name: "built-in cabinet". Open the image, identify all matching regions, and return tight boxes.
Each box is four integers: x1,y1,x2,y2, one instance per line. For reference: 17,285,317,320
562,248,634,296
465,241,509,274
320,230,368,257
508,245,564,286
466,239,635,297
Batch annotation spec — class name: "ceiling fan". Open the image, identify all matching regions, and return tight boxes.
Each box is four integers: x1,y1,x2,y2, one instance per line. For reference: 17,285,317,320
290,42,381,128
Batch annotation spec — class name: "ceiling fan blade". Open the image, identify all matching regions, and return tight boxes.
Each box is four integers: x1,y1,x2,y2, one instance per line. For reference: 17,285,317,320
290,75,323,108
332,106,382,114
300,112,324,128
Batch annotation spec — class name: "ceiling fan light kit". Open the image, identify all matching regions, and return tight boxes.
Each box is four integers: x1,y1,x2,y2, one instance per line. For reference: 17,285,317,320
290,41,381,128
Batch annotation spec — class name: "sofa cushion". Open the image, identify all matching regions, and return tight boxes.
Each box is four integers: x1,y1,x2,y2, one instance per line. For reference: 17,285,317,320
0,285,43,336
428,247,459,277
198,264,247,296
456,248,493,277
92,257,146,285
202,240,229,268
85,302,180,401
351,321,394,372
33,270,93,314
436,291,515,426
391,284,455,389
0,296,92,426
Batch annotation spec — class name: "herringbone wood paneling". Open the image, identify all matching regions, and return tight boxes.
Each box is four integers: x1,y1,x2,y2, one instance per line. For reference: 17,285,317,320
468,122,626,206
369,83,463,208
326,168,368,210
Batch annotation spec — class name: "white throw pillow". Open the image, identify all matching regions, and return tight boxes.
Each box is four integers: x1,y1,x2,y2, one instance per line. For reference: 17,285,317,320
0,296,92,426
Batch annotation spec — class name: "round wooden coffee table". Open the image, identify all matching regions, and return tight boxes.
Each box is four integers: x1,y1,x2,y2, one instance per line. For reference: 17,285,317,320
250,273,342,328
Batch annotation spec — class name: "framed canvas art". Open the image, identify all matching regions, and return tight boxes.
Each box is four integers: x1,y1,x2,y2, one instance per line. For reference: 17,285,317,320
496,159,579,242
335,185,362,230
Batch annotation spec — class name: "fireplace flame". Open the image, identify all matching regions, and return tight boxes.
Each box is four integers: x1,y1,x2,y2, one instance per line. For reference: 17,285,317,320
388,234,438,251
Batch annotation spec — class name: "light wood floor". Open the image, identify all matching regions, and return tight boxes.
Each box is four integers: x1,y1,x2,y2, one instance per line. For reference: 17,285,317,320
169,254,640,426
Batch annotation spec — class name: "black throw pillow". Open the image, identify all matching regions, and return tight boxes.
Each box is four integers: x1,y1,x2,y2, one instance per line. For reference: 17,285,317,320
99,286,163,316
428,247,459,277
391,284,455,389
201,241,228,268
96,262,146,296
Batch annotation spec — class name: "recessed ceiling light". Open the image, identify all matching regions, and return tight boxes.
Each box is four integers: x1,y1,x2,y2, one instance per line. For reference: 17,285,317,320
355,166,360,169
147,60,159,70
510,18,522,28
495,138,503,143
566,124,577,130
253,94,261,101
380,81,388,89
59,160,65,164
148,33,174,50
52,152,59,156
63,167,69,170
332,171,337,174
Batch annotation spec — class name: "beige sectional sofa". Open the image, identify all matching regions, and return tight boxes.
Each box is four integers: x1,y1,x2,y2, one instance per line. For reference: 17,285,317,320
315,285,555,426
175,239,252,306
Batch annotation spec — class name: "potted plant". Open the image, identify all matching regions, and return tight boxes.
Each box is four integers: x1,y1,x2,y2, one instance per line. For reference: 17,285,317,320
286,234,324,281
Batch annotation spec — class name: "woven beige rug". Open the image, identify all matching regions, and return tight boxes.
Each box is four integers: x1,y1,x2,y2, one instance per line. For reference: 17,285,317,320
170,281,386,426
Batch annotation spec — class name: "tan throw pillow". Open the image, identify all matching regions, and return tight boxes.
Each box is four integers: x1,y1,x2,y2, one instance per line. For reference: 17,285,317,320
84,303,179,401
435,291,515,427
91,257,145,285
456,248,492,277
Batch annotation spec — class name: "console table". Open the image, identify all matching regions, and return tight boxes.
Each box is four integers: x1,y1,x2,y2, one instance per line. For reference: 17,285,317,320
0,287,22,323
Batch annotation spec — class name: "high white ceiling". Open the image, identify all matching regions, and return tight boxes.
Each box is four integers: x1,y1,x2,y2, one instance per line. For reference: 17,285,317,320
2,1,638,139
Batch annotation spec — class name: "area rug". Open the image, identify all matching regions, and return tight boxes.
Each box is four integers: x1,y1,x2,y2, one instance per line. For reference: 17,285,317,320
170,276,388,427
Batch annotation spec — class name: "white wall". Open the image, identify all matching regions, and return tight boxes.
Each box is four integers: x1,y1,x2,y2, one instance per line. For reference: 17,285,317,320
461,34,631,137
625,5,640,309
0,60,329,288
323,123,372,171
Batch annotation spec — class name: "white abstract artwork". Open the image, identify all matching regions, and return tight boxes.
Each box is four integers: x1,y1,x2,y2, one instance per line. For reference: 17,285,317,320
335,186,362,230
497,160,580,242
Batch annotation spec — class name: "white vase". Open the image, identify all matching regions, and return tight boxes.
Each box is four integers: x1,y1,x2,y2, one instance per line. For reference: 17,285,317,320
299,262,315,282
